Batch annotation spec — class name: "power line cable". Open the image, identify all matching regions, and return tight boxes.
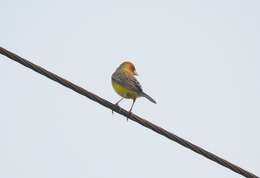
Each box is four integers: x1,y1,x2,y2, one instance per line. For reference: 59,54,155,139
0,47,258,178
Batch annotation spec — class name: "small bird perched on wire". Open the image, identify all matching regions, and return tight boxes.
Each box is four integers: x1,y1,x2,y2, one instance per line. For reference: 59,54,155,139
111,61,156,118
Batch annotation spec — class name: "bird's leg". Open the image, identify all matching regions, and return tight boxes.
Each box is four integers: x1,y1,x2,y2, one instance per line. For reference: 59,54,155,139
127,98,136,121
112,98,124,114
115,98,124,105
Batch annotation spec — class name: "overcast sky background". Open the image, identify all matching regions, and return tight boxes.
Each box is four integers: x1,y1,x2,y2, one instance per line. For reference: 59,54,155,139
0,0,259,177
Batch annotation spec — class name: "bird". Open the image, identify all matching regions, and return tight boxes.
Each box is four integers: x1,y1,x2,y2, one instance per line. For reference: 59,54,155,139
111,61,156,119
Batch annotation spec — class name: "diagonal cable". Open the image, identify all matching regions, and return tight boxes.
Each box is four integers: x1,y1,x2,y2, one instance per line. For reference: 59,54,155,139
0,47,258,178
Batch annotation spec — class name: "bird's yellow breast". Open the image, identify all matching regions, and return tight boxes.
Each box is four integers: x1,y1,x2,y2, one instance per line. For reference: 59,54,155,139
112,80,139,99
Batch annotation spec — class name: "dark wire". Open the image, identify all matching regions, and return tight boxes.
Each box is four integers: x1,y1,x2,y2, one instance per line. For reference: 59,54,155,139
0,47,258,178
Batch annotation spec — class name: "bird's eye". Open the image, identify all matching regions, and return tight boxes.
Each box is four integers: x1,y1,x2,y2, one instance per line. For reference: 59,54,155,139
131,65,136,72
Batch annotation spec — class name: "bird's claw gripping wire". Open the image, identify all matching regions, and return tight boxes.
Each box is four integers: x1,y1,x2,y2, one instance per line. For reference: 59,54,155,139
111,103,120,115
112,98,124,115
126,111,133,122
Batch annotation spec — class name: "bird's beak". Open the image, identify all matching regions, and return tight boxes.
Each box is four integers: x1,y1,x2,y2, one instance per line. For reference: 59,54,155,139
134,71,138,76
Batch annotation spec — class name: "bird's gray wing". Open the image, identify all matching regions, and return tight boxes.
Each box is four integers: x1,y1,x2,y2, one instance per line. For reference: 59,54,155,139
112,71,143,93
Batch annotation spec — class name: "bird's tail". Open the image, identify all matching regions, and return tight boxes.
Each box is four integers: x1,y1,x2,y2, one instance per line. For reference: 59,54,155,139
141,92,156,104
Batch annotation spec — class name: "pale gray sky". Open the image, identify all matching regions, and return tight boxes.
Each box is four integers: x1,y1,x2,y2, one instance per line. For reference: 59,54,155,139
0,0,259,177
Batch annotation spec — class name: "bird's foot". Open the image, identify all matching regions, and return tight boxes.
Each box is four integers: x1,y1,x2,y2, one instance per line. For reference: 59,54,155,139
126,111,132,121
112,103,120,115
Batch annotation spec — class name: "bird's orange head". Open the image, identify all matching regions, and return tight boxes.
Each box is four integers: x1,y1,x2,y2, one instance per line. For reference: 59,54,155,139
118,61,138,75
